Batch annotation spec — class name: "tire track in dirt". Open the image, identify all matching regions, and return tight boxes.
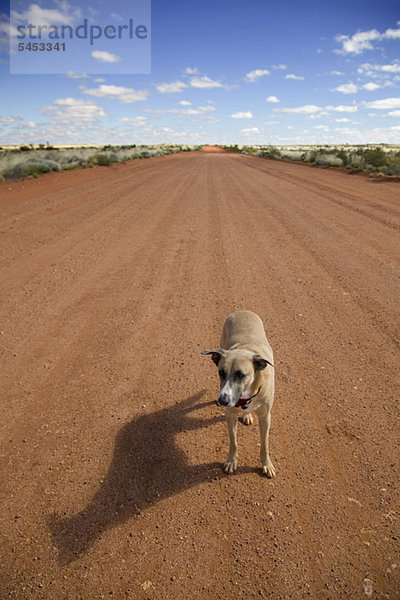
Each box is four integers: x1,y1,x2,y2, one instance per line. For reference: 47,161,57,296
241,155,400,218
0,155,206,426
237,156,400,349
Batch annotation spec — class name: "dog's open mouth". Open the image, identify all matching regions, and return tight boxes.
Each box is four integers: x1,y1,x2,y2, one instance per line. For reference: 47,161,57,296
235,386,261,409
236,397,252,409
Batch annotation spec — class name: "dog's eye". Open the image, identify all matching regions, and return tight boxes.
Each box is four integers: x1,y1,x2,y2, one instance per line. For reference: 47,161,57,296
235,370,245,380
218,369,226,379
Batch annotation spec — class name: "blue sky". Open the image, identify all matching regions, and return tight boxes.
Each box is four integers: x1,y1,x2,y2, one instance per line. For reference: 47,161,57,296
0,0,399,145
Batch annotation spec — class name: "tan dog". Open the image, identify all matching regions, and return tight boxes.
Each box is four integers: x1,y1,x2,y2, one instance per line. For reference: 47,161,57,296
202,310,275,477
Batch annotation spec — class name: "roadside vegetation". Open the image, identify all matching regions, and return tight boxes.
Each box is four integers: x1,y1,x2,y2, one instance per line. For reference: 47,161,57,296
0,144,200,181
222,144,400,176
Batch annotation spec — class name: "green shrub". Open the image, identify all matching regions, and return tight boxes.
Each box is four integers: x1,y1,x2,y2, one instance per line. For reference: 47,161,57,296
305,151,317,163
94,153,113,166
363,147,386,169
314,153,344,167
0,173,5,183
382,152,400,176
336,149,349,167
62,163,80,171
258,146,281,159
4,158,61,179
19,145,30,152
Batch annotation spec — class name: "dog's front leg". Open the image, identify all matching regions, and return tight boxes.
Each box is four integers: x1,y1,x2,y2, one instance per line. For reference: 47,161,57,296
224,408,238,474
258,410,275,478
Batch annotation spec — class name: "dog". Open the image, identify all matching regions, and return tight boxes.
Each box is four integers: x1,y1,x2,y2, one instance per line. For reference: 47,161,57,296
202,310,275,477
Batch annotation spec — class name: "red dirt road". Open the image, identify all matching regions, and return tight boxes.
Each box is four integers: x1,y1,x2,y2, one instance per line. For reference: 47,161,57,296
0,152,399,599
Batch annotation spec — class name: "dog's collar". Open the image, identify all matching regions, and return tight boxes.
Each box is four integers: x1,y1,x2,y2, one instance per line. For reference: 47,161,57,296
236,386,261,409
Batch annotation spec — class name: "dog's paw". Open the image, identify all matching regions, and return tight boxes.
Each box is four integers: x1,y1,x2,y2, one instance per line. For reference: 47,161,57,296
262,462,276,478
241,413,253,426
223,458,237,474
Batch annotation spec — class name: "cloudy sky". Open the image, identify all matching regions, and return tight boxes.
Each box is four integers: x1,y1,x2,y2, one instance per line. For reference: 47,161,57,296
0,0,399,145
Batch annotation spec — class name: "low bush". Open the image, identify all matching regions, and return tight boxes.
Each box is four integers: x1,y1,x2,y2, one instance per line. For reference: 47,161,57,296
314,153,344,167
94,153,114,166
382,152,400,176
336,149,349,167
363,147,387,169
257,146,281,159
62,163,81,171
3,157,61,179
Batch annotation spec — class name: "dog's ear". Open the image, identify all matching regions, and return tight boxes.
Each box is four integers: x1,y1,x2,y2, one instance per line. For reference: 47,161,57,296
253,354,274,371
201,349,225,366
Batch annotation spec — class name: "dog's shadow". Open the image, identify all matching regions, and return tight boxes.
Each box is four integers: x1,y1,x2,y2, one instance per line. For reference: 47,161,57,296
48,391,228,564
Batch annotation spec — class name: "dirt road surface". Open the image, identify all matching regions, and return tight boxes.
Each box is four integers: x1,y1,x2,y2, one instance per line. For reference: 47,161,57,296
0,151,399,599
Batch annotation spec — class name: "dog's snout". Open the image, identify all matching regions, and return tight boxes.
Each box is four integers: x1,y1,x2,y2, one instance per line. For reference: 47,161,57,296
218,393,230,406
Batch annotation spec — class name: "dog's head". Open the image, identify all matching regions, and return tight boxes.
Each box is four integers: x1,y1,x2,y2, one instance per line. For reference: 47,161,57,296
201,348,273,409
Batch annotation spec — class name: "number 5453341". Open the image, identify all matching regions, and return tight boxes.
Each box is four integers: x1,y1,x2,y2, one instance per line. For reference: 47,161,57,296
18,42,66,51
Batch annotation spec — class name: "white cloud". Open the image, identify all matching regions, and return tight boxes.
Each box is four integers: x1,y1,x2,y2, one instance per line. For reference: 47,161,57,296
91,50,120,63
335,24,400,54
11,2,80,28
156,80,188,94
331,70,344,76
240,127,260,134
94,77,105,83
185,67,199,74
245,69,270,82
272,64,287,70
335,118,351,123
266,96,280,103
327,104,358,113
333,82,358,94
332,125,400,143
110,12,123,21
275,104,320,114
358,62,399,74
285,74,304,80
384,26,400,39
0,115,22,123
388,110,400,117
365,97,400,110
190,76,224,89
83,84,149,103
231,111,253,119
144,105,216,116
274,104,358,116
362,82,380,91
38,97,107,123
66,71,89,79
119,116,148,126
179,100,192,106
335,29,381,55
3,1,81,50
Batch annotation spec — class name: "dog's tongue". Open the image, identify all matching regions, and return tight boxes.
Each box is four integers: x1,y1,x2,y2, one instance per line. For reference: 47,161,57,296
236,397,248,408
